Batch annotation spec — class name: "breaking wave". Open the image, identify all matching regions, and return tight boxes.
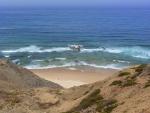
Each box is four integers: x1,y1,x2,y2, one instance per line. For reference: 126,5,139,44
1,45,71,53
1,45,150,59
103,46,150,59
82,46,150,59
24,60,123,70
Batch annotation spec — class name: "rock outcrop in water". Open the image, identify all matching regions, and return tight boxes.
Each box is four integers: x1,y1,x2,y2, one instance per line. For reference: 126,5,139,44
0,59,150,113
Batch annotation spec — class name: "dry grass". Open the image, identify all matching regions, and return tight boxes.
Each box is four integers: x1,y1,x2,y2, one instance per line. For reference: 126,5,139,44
65,89,118,113
0,90,21,106
65,89,102,113
6,96,21,106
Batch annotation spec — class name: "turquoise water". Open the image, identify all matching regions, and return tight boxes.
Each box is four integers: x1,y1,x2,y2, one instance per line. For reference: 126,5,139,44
0,8,150,69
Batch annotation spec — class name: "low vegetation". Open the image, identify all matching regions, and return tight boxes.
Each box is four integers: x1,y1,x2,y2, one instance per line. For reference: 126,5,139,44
38,102,55,109
65,89,118,113
110,80,122,86
65,89,102,113
96,99,118,113
144,80,150,88
121,79,137,87
0,104,4,110
83,90,89,95
0,90,21,106
79,89,102,109
118,71,131,77
75,89,102,110
6,96,21,106
134,64,147,73
110,78,137,87
129,73,139,79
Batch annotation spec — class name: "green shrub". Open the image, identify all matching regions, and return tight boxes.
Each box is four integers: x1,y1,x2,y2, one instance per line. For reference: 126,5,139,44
118,72,130,77
122,79,136,87
96,99,118,113
144,80,150,88
110,80,122,86
62,112,80,113
77,89,102,110
1,90,21,106
110,79,136,87
135,64,147,73
66,89,102,113
5,96,21,106
88,89,100,97
0,105,3,110
130,73,139,79
83,91,89,95
65,89,118,113
38,102,54,109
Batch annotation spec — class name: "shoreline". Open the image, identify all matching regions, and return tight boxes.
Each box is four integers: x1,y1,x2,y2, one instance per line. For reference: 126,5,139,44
30,67,118,88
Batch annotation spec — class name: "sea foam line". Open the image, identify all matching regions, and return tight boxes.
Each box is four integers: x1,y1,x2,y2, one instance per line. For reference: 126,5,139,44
1,45,150,59
1,45,71,53
24,61,123,70
82,46,150,59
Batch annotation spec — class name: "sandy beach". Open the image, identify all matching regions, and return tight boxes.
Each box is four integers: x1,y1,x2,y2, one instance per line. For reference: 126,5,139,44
31,68,118,88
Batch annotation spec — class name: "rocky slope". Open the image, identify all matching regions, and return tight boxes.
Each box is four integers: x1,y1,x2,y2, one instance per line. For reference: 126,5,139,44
63,64,150,113
0,59,62,90
0,59,150,113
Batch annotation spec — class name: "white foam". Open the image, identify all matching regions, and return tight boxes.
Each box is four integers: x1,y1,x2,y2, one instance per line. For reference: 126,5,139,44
68,67,77,70
77,62,122,69
99,46,150,59
104,48,122,53
108,46,150,59
24,64,42,69
55,58,66,60
81,46,150,59
4,55,10,58
81,48,104,53
1,45,150,59
12,59,20,64
1,45,71,53
27,55,32,58
113,60,130,64
33,59,44,62
81,47,122,53
24,60,122,70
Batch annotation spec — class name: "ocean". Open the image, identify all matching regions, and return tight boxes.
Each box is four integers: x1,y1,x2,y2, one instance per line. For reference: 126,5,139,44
0,8,150,69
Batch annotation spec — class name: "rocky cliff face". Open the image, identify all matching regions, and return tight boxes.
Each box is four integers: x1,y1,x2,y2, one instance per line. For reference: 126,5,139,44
0,59,150,113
